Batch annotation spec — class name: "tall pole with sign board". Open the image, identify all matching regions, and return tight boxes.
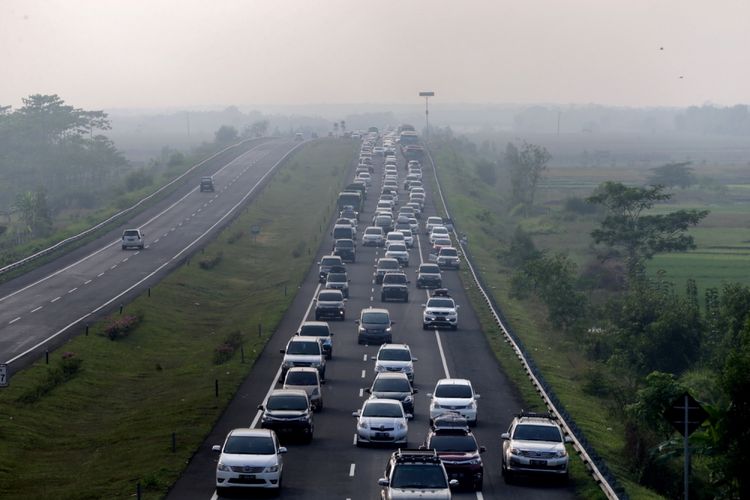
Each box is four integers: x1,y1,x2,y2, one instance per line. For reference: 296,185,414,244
664,392,709,500
418,91,434,139
0,363,8,387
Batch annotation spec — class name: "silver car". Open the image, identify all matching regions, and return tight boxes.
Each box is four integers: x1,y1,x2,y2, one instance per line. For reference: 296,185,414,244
283,367,324,411
353,398,410,446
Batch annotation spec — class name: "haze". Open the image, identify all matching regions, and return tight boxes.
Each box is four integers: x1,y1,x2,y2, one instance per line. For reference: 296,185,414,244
2,0,749,109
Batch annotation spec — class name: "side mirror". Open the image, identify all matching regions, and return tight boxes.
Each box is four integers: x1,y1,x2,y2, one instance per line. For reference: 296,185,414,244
565,436,574,444
421,304,426,308
365,388,371,393
480,446,487,453
329,332,335,336
320,379,326,385
475,394,481,399
412,388,419,394
354,320,360,325
426,393,433,398
501,432,510,440
278,446,288,454
449,479,459,487
456,305,460,309
371,356,376,361
378,478,389,487
390,321,396,325
211,445,222,452
352,411,361,417
412,357,418,362
258,404,265,411
405,413,413,420
279,349,286,354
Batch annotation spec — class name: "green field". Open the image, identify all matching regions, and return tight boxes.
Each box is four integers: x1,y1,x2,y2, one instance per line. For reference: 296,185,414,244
0,139,357,499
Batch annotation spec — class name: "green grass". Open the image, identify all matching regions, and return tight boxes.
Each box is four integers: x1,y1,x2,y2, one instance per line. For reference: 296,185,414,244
0,139,358,499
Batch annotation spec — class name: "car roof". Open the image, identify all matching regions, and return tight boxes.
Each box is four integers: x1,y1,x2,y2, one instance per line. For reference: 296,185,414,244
362,307,389,314
379,343,410,351
228,428,275,438
373,371,410,381
286,366,320,374
436,378,472,387
287,336,320,344
269,389,309,398
301,320,329,327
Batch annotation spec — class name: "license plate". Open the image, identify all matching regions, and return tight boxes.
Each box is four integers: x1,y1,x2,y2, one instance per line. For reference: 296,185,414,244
240,474,256,479
375,432,389,438
530,459,547,466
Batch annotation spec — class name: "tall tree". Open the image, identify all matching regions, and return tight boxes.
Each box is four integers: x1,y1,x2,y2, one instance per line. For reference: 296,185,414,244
505,141,551,215
214,125,238,144
648,161,696,188
587,182,708,278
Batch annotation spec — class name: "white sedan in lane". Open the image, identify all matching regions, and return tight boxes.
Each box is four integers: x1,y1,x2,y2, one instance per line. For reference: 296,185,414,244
353,398,410,447
212,428,287,492
385,243,410,267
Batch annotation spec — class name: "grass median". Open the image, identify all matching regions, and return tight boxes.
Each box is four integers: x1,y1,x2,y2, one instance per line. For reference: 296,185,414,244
0,138,357,499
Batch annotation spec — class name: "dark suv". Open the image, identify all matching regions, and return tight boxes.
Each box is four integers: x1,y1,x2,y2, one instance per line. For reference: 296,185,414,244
423,416,486,491
259,390,314,443
333,238,356,263
315,289,346,321
381,272,409,302
416,263,443,289
200,176,215,192
356,307,394,345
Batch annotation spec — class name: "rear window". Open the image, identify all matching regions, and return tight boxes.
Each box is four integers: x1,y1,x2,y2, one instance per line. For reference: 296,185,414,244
285,371,318,385
378,348,411,361
440,248,458,257
299,324,330,336
123,230,139,237
435,384,472,398
286,340,320,355
266,394,308,411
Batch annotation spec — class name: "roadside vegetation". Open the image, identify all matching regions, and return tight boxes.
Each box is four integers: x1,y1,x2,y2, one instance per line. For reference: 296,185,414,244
0,139,357,499
429,128,750,499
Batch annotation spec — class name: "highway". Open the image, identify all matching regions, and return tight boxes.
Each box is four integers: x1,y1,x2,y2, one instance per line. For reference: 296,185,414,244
167,143,576,499
0,139,299,370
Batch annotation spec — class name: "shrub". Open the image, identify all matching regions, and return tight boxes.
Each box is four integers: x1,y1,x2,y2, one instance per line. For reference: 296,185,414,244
227,230,244,244
198,251,223,270
563,196,599,215
103,314,142,340
213,331,244,365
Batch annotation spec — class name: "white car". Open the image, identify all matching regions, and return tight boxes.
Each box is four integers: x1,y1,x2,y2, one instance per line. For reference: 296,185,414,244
385,243,410,267
429,378,480,426
212,428,286,492
384,231,406,249
362,226,385,247
353,398,410,446
356,172,372,186
436,246,461,269
397,228,414,247
429,226,451,245
280,336,326,381
121,228,145,250
425,217,443,234
372,343,417,382
423,295,459,330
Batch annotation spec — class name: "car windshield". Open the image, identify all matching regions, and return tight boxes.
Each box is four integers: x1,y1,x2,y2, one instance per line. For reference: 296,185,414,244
383,274,407,285
286,341,320,355
435,384,472,398
299,324,329,337
285,371,318,385
388,244,406,252
432,228,448,235
427,299,454,308
513,424,563,442
366,228,382,235
327,273,347,283
420,265,440,274
391,464,447,489
428,218,442,224
362,312,389,324
379,260,399,270
321,257,339,266
428,434,478,452
440,249,458,257
373,378,411,392
223,435,275,455
379,349,411,361
336,239,354,248
318,292,341,302
387,234,403,241
266,395,308,411
362,402,403,417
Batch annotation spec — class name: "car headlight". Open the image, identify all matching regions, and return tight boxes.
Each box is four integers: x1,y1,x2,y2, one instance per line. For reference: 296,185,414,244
375,365,385,372
555,450,568,458
265,464,280,473
468,458,482,465
358,326,365,333
397,421,406,430
282,360,293,368
385,327,392,333
311,361,321,368
217,462,231,472
404,396,413,404
468,401,476,409
358,420,368,429
432,402,441,409
509,447,521,455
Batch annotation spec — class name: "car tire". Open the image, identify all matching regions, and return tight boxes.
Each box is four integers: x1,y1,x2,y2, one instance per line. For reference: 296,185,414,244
422,323,428,330
452,325,458,331
403,295,409,303
474,477,483,491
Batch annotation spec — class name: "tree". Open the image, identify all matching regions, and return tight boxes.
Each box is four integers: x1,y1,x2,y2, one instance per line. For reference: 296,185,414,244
333,122,339,136
214,125,238,144
648,162,696,188
504,141,551,215
340,120,346,134
14,187,52,237
474,159,497,186
587,182,708,278
245,119,269,138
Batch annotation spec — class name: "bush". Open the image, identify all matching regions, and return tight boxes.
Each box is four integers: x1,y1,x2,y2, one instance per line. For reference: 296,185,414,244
103,314,142,340
563,196,599,215
227,230,244,244
213,331,244,365
198,251,223,270
16,353,83,404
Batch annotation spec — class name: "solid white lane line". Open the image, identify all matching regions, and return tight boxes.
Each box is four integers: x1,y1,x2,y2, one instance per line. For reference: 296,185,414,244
476,492,484,500
31,306,43,313
349,463,356,477
122,258,129,262
50,297,61,303
68,288,77,294
435,330,451,378
9,317,20,324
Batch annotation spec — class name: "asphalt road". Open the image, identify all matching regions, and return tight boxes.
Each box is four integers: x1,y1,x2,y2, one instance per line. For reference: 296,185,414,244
167,146,576,500
0,139,299,370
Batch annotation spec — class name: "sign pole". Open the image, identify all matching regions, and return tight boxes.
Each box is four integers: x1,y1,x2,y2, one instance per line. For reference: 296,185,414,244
684,393,689,500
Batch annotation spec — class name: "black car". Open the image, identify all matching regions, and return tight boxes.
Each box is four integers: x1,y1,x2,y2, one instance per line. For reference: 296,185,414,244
416,263,443,289
199,176,214,192
259,390,314,443
366,372,417,415
381,272,409,302
423,425,486,491
315,289,346,321
333,238,356,263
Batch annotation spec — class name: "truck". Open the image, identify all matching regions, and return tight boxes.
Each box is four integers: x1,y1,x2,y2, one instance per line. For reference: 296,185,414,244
337,191,363,212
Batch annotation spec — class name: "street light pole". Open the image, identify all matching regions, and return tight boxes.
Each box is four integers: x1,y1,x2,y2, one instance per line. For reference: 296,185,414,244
418,91,435,139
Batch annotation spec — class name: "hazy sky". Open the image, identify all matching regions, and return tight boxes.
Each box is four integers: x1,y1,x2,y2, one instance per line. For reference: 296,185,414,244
2,0,749,110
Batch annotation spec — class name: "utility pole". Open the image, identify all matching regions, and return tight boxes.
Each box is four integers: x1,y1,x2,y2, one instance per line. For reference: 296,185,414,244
419,91,435,139
557,110,561,136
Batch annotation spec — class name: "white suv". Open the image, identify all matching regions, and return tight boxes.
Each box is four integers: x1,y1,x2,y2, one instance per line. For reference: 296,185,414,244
422,295,459,330
121,228,145,250
372,343,418,382
212,428,286,492
428,378,480,426
501,411,572,483
280,336,326,381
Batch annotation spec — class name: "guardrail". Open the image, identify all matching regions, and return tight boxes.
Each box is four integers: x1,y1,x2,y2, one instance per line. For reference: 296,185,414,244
0,138,267,276
425,146,626,500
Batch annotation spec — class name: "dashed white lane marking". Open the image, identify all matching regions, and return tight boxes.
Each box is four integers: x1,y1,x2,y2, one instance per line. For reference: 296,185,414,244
122,258,129,262
170,227,176,232
349,463,356,477
110,265,117,270
435,330,451,378
31,306,42,313
362,354,368,361
361,369,366,378
84,280,92,285
359,388,364,397
191,212,196,217
476,492,485,500
153,238,160,243
97,272,104,278
163,233,169,237
68,288,78,294
134,251,140,256
352,434,357,446
178,222,183,227
51,297,61,303
9,317,20,324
